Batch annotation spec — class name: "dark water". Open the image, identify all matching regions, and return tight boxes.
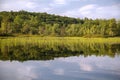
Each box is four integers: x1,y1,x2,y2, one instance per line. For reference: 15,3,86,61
0,43,120,80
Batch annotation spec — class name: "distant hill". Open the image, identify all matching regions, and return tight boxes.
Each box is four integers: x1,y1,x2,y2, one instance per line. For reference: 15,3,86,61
0,10,120,37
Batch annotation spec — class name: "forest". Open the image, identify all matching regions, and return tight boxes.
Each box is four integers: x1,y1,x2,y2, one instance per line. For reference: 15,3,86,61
0,10,120,37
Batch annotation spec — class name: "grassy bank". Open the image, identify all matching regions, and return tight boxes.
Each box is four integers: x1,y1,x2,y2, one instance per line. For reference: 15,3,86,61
0,37,120,45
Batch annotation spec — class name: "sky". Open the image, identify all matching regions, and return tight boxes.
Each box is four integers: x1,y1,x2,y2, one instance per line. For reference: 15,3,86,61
0,0,120,19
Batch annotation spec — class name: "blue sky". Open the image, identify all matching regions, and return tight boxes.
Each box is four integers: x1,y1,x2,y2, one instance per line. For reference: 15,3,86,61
0,0,120,19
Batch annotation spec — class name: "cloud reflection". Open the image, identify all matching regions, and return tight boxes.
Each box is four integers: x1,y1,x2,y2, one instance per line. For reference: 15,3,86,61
0,61,37,80
58,55,120,73
79,64,92,71
0,55,120,80
54,68,64,75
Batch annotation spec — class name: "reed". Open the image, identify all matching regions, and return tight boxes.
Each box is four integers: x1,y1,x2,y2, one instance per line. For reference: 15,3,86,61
0,37,120,45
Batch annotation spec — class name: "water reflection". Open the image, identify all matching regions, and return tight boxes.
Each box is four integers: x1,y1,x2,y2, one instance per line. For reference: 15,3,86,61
0,55,120,80
0,42,120,61
0,39,120,80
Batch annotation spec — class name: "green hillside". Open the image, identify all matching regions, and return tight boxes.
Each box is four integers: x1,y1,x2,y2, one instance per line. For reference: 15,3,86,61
0,10,120,37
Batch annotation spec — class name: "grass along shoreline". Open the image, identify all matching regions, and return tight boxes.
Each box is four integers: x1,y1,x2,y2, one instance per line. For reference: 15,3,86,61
0,37,120,45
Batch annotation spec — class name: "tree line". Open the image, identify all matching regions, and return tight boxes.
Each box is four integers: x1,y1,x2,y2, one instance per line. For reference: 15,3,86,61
0,10,120,37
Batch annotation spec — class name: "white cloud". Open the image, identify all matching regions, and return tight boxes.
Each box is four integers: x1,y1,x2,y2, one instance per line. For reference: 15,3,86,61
42,7,52,12
0,0,120,19
79,4,96,15
61,4,120,19
0,0,52,12
79,4,96,12
0,0,37,11
49,0,67,7
53,0,66,4
26,2,38,9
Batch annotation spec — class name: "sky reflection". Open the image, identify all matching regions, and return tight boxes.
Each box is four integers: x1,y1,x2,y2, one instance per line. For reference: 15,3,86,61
0,55,120,80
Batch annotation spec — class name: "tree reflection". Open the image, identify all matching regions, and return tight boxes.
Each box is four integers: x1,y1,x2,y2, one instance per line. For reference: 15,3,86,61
0,42,120,61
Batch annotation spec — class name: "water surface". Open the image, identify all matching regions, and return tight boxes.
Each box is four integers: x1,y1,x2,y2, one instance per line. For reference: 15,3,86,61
0,38,120,80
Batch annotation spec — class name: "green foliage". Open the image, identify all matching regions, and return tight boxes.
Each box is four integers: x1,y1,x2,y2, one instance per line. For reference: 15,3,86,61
0,11,120,37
